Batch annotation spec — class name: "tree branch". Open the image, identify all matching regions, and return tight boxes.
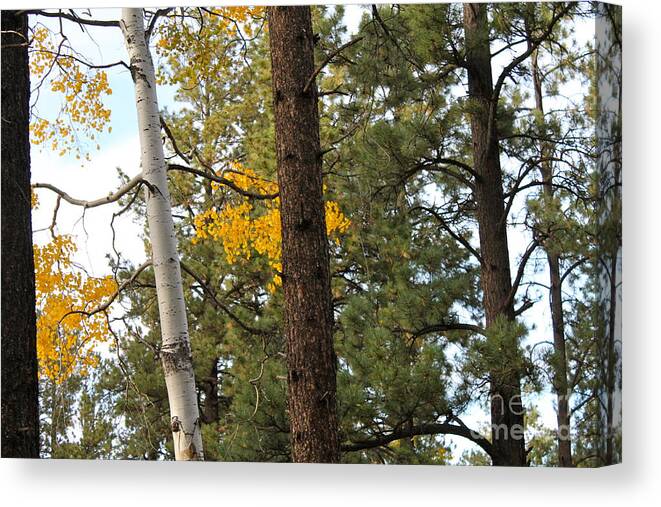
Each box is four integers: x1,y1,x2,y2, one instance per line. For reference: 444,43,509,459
59,258,273,340
341,420,496,461
370,4,427,74
28,48,129,71
559,257,588,287
426,156,480,182
410,205,484,265
486,4,573,151
303,36,364,94
491,4,573,103
160,115,190,164
32,173,144,209
26,9,120,28
179,261,272,337
408,322,486,339
513,299,534,317
57,260,152,324
168,164,278,200
145,8,173,41
499,238,540,315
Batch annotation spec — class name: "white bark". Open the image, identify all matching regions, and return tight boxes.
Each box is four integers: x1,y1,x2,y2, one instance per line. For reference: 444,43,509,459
121,8,203,461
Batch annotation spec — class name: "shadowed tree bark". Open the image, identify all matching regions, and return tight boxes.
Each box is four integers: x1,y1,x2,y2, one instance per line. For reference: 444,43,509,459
463,3,526,466
267,5,340,463
1,10,40,458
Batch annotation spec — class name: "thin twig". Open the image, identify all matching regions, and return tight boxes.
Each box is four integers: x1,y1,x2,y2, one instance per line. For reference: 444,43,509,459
168,164,278,200
303,36,364,94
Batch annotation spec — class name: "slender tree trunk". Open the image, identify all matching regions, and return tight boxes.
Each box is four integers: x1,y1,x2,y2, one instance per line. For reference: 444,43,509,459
530,47,573,467
463,3,526,466
267,6,340,463
595,3,622,466
604,252,618,464
1,10,40,459
121,8,203,461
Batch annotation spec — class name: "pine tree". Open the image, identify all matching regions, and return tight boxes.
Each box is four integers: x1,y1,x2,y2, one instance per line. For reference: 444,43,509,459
267,5,340,463
23,5,619,468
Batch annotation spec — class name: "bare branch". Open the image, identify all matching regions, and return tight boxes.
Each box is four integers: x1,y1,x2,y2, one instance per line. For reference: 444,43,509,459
49,195,62,239
319,124,360,156
57,260,153,324
303,36,364,94
407,322,486,339
492,4,573,103
513,299,535,317
426,156,480,182
559,257,588,287
26,9,120,28
32,173,144,209
499,238,540,315
160,115,190,164
486,4,573,151
28,48,129,71
342,420,496,461
403,157,478,190
145,8,174,41
370,4,427,74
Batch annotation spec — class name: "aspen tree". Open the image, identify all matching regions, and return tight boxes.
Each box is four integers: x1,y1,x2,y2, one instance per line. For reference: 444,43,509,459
121,7,203,460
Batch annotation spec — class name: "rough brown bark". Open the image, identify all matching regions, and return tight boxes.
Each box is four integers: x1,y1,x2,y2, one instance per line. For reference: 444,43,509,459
1,10,40,458
530,47,573,467
267,6,340,463
463,3,526,466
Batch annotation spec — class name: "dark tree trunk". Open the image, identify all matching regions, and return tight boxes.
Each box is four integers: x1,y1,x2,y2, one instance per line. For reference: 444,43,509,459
604,252,618,465
530,47,573,467
548,250,572,466
1,10,40,458
267,6,340,463
463,3,526,466
201,359,219,424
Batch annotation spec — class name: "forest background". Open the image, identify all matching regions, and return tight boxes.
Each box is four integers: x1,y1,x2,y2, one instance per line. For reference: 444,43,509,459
0,0,654,506
27,2,592,463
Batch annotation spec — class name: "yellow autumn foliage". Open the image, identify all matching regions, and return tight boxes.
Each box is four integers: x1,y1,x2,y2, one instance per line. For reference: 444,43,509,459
192,162,350,292
29,26,112,159
155,6,266,87
34,235,117,383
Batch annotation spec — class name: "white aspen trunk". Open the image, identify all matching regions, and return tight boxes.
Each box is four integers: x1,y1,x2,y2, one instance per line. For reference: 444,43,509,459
121,8,203,461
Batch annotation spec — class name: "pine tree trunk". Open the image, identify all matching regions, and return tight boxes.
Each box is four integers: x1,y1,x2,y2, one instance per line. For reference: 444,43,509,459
463,3,526,466
267,6,340,463
531,48,573,467
548,251,572,466
121,8,203,461
1,10,40,459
